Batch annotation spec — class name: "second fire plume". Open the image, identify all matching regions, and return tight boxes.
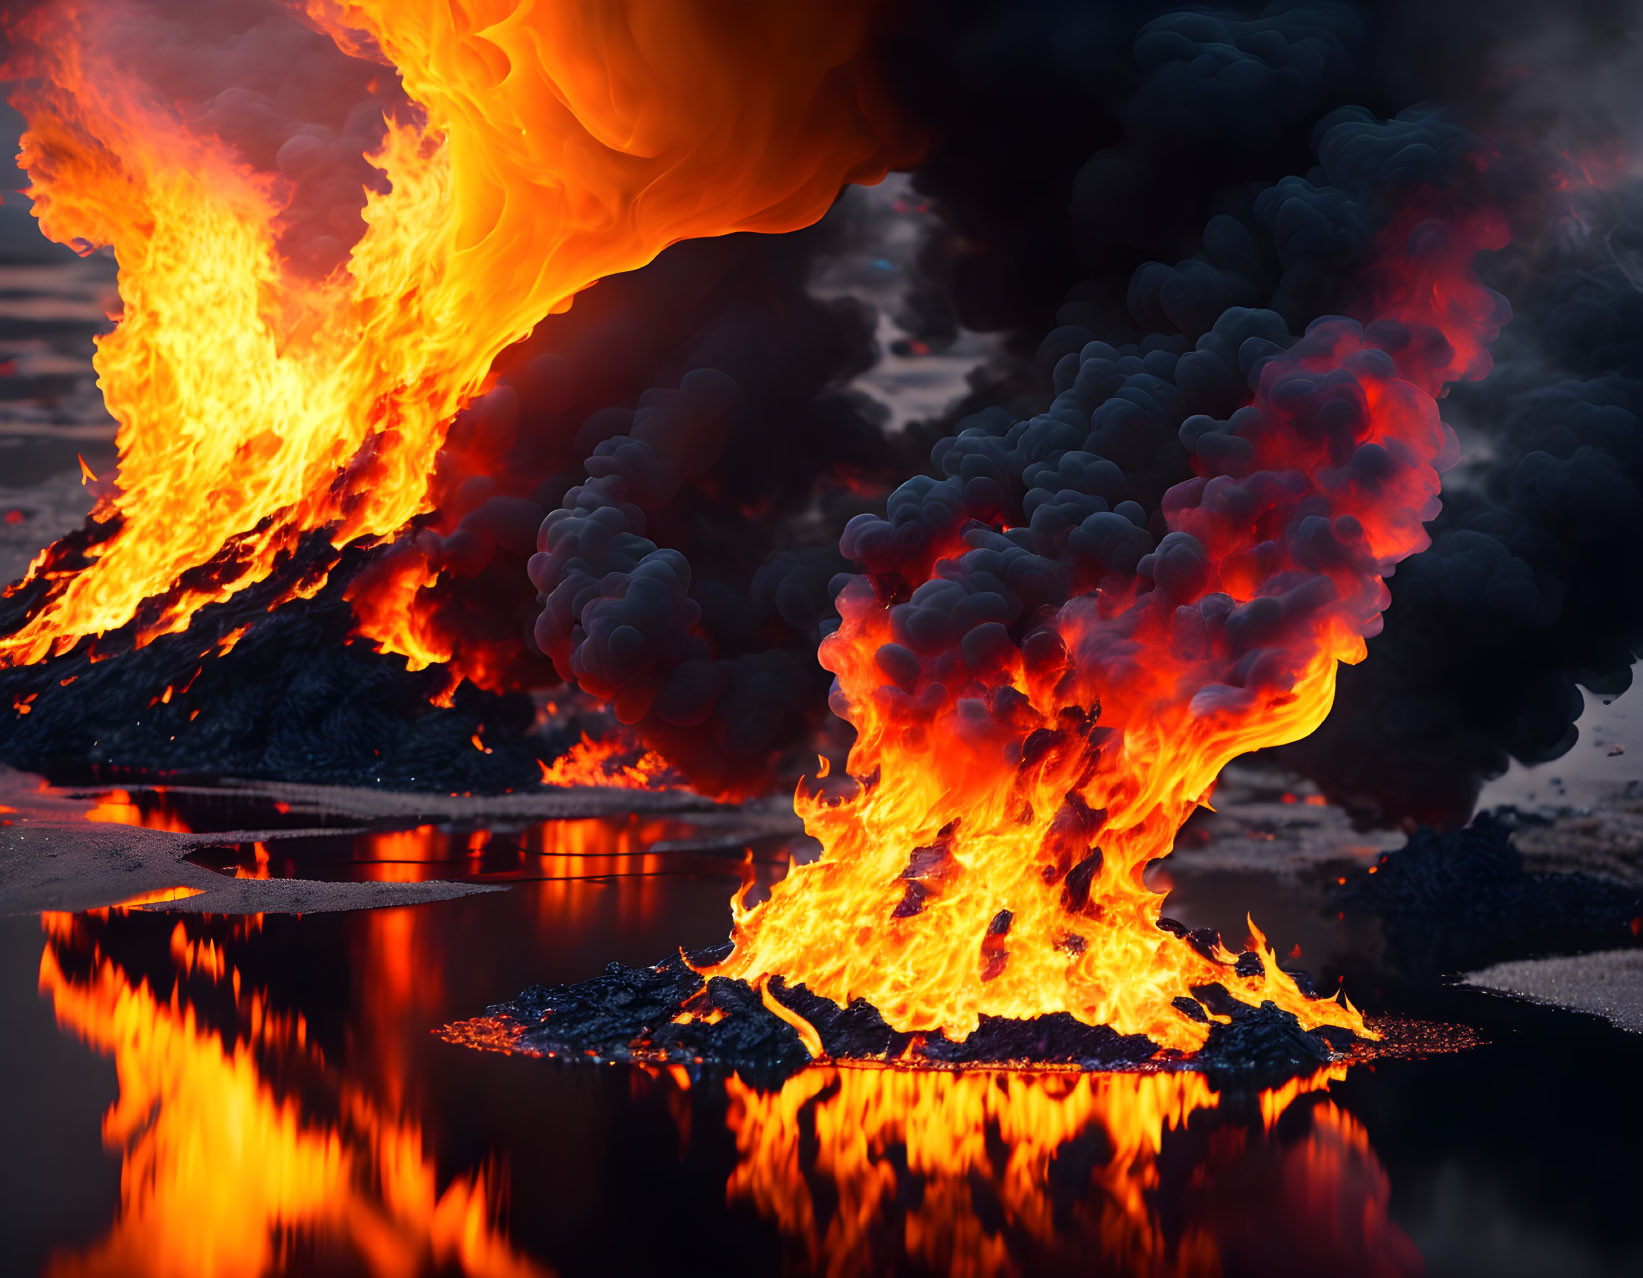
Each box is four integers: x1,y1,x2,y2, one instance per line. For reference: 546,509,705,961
709,120,1515,1051
0,0,910,665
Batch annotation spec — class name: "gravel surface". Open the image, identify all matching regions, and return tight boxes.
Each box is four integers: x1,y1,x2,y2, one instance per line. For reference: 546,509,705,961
1464,950,1643,1033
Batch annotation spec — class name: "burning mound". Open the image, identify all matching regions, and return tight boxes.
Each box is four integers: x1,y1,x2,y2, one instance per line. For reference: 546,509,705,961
448,934,1358,1086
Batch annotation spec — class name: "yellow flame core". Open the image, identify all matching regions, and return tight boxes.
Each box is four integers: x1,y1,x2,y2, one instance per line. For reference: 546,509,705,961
1,0,913,664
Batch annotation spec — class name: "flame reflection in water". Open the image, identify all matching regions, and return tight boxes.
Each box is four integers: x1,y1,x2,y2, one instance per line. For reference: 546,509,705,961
34,823,1420,1278
38,909,548,1278
717,1064,1421,1278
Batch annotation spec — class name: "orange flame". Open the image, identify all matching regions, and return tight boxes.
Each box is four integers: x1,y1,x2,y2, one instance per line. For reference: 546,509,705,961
708,201,1510,1053
1,0,913,665
538,730,674,790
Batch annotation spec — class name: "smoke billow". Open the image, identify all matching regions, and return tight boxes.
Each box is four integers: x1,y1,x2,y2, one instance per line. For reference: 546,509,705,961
857,0,1643,828
1283,190,1643,825
6,0,1642,826
362,209,924,794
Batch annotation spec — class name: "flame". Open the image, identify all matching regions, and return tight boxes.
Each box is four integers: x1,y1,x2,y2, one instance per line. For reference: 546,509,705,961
0,0,912,665
344,549,455,677
37,913,547,1278
538,730,674,790
722,1062,1410,1278
709,199,1510,1052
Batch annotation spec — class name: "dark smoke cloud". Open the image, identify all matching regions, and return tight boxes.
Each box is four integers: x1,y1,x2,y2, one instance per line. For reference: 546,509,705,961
859,0,1643,827
407,0,1643,812
822,106,1504,737
386,207,924,794
880,0,1376,363
9,0,1642,825
1280,187,1643,825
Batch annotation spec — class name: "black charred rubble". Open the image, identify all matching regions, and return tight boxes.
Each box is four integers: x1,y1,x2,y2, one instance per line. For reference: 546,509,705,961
0,533,554,792
469,935,1361,1087
1336,812,1643,977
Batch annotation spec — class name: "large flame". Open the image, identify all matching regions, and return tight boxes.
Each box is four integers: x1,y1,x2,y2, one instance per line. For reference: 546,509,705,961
709,197,1510,1052
0,0,911,666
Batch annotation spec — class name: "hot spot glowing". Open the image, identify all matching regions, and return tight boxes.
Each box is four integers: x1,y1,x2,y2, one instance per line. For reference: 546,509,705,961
538,729,675,790
1,0,913,666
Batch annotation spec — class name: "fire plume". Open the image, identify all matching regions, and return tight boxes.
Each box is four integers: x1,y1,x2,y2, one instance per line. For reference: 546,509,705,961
709,194,1511,1051
0,0,911,666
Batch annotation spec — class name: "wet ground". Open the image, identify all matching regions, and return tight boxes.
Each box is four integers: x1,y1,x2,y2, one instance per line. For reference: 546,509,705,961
2,772,1641,1278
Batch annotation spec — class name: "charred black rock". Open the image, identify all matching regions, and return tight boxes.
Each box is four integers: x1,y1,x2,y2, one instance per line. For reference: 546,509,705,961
917,1013,1156,1069
0,537,550,792
1195,1001,1335,1090
1337,812,1643,976
504,955,706,1059
475,947,1355,1085
646,977,817,1084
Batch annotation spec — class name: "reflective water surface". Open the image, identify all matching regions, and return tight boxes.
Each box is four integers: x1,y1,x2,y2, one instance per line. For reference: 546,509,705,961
4,807,1643,1278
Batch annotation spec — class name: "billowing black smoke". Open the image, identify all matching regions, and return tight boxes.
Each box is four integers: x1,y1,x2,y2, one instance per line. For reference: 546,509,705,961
364,207,924,794
1281,194,1643,825
857,0,1643,827
6,0,1641,823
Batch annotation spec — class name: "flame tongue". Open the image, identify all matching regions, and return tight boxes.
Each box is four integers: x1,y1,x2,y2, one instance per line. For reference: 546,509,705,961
710,191,1511,1052
0,0,913,666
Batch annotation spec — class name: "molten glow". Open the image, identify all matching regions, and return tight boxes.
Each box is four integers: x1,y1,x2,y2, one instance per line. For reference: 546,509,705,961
346,555,449,674
711,202,1510,1051
1,0,910,665
538,730,674,789
723,1063,1409,1278
38,914,546,1278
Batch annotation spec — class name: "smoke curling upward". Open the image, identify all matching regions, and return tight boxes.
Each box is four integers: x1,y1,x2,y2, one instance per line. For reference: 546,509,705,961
708,111,1518,1051
0,0,913,666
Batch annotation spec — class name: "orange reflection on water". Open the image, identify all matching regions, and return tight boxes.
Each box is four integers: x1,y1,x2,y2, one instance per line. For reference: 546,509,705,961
38,913,546,1278
84,788,190,832
723,1062,1418,1278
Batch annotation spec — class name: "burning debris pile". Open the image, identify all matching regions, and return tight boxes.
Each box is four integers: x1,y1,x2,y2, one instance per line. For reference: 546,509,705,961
0,536,554,790
450,936,1353,1086
5,0,1643,1074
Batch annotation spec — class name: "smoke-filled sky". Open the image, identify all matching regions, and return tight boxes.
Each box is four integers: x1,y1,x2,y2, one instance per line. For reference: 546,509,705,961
2,0,1641,823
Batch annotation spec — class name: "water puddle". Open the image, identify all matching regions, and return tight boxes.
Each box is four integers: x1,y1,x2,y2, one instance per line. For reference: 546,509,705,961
6,788,1643,1276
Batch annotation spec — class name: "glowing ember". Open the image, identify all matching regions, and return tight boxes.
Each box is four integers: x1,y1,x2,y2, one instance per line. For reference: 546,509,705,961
707,189,1512,1052
0,0,912,666
539,731,675,790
